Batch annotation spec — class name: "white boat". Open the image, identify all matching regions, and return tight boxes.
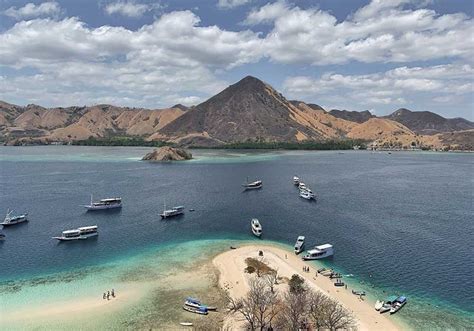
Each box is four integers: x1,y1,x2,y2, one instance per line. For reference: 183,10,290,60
298,182,307,190
160,205,185,218
302,244,334,260
183,305,208,315
299,190,316,200
180,322,193,326
251,218,262,237
53,225,98,241
374,300,384,311
378,295,398,314
294,236,305,254
84,195,122,211
1,209,28,226
243,178,262,190
184,297,201,309
390,296,407,314
293,176,300,185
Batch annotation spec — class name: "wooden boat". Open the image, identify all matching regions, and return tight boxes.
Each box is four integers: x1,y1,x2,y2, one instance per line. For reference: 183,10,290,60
390,296,407,314
183,305,208,315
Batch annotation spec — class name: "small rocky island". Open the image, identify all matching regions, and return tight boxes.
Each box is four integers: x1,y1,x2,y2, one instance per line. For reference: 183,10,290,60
142,146,192,161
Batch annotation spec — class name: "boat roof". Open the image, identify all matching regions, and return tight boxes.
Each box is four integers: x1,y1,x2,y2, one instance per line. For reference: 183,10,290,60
186,297,200,303
100,198,121,202
397,296,407,303
173,206,184,209
316,244,333,250
78,225,98,231
297,236,305,241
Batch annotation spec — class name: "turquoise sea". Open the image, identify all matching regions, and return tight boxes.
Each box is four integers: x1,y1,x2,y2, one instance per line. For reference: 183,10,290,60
0,146,473,329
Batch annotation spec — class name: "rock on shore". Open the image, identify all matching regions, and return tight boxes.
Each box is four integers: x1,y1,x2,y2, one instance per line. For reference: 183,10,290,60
142,146,192,161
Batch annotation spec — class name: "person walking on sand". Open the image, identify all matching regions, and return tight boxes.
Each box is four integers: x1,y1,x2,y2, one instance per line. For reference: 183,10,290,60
345,284,347,290
112,289,115,298
107,291,110,300
103,292,106,299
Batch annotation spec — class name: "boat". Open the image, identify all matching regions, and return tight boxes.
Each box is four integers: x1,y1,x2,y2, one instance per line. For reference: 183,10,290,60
334,281,345,287
160,205,185,218
53,225,98,241
298,182,307,190
1,210,28,226
180,322,193,327
299,190,316,200
329,272,342,279
243,178,262,190
84,195,122,211
320,269,334,276
293,176,300,185
390,296,407,314
251,218,262,237
184,297,202,309
294,236,305,254
183,305,208,315
374,300,384,311
302,244,334,260
352,290,366,296
379,295,398,313
317,268,327,274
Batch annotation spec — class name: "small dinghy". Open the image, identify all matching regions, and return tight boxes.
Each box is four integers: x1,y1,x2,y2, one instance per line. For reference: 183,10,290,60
374,300,384,311
180,322,193,326
334,281,345,287
352,290,366,296
317,268,327,273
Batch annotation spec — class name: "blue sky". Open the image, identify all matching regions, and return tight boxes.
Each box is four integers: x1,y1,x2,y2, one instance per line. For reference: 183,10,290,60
0,0,473,119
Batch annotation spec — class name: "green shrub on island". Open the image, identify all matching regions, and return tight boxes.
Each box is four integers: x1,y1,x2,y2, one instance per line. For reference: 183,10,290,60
72,136,170,147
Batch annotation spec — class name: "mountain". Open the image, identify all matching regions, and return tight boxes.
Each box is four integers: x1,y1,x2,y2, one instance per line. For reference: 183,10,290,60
385,108,474,135
329,109,374,123
1,76,472,150
159,76,327,145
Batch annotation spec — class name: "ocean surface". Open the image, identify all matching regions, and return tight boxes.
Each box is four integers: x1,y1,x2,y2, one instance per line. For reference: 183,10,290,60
0,146,473,329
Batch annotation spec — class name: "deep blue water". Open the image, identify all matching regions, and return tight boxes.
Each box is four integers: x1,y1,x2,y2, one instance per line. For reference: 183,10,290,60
1,146,473,327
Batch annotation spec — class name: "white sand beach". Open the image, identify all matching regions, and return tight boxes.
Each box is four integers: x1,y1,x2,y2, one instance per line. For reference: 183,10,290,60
214,244,401,331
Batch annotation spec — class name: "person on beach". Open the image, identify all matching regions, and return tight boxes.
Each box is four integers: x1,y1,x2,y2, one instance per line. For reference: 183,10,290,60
112,289,115,298
345,284,347,289
107,291,110,300
103,293,106,299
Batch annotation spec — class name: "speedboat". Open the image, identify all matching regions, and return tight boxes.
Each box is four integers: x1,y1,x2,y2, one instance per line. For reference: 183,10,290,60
184,297,201,309
298,182,307,190
1,209,28,226
390,296,407,314
293,176,300,185
84,195,122,211
374,300,384,311
243,178,262,190
294,236,305,254
300,190,315,200
53,226,98,241
302,244,334,260
183,305,208,315
160,206,185,218
379,295,398,313
251,218,262,237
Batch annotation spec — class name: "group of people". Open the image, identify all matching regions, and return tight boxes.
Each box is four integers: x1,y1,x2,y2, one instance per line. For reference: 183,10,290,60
102,289,116,300
302,266,310,272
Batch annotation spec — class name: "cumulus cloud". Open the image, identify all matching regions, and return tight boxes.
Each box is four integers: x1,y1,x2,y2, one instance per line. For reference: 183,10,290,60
217,0,251,9
3,1,62,20
283,64,474,110
245,0,473,64
103,1,159,18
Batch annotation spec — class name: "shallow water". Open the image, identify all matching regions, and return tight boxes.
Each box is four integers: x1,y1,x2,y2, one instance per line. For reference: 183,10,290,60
0,146,473,329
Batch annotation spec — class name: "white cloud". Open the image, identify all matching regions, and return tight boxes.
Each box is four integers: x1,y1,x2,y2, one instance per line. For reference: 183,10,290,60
104,1,157,18
244,0,473,65
217,0,251,9
4,1,61,20
283,64,474,110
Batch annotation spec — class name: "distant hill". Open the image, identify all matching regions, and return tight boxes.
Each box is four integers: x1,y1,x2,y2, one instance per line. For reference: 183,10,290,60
329,109,374,123
385,108,474,135
1,76,473,150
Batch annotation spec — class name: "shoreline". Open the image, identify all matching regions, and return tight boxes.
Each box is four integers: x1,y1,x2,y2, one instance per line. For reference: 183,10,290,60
214,243,405,331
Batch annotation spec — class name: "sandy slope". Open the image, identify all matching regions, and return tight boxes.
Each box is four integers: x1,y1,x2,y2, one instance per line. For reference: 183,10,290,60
214,244,401,331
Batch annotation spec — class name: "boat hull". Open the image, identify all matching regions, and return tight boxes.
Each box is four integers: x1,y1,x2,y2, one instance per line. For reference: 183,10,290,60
84,204,122,211
53,233,98,241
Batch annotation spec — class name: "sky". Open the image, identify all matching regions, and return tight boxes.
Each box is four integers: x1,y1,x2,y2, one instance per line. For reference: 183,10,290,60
0,0,473,119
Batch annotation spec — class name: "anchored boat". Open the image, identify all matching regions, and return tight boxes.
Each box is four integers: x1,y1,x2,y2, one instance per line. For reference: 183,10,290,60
53,225,98,241
390,296,407,314
183,305,208,315
160,205,185,218
1,209,28,226
294,236,305,254
302,244,334,260
293,176,300,185
243,177,262,190
84,195,122,211
251,218,262,237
